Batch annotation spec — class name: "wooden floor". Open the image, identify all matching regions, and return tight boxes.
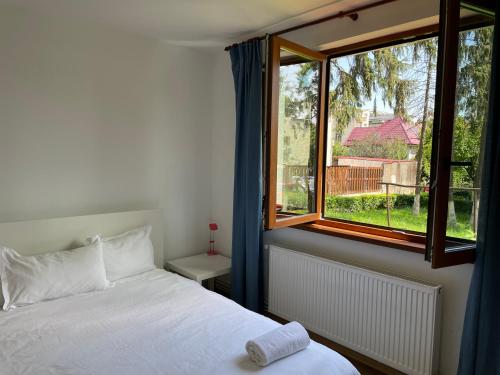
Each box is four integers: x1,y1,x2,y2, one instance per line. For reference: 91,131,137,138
349,359,387,375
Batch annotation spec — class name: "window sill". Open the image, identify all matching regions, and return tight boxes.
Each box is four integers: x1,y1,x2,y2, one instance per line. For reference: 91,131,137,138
293,219,426,254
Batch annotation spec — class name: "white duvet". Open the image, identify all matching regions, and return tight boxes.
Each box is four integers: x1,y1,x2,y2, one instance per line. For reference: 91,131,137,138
0,269,359,375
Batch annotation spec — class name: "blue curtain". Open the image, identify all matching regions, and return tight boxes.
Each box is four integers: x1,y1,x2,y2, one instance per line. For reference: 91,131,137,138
458,6,500,374
229,40,264,312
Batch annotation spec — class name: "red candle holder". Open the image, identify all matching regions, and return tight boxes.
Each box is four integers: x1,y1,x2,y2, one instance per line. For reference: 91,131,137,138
208,223,218,256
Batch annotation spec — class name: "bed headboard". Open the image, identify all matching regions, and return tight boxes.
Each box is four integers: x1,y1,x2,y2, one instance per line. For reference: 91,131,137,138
0,209,164,267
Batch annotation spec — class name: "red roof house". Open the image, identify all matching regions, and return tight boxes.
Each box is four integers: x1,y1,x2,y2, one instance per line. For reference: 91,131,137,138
343,117,420,146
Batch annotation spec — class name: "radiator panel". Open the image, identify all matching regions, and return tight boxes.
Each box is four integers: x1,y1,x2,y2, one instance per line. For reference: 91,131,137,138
268,246,441,375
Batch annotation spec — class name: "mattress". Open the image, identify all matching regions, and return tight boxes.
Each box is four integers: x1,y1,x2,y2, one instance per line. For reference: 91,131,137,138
0,269,359,375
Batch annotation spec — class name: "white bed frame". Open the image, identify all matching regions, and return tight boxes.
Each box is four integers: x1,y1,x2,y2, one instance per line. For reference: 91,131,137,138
0,209,164,267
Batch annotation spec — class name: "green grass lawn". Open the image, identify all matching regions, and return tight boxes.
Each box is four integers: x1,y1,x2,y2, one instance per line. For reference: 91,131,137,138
325,207,476,240
281,190,476,240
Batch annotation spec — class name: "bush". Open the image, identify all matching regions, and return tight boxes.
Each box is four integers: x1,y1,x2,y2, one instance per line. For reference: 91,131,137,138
361,194,391,210
394,193,429,208
325,194,392,213
325,195,364,212
284,191,470,215
325,192,431,213
284,191,308,209
454,190,471,200
454,196,472,213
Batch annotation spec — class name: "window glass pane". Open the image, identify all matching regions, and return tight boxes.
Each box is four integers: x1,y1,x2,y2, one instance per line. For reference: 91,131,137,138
445,10,494,243
276,49,320,218
325,37,438,233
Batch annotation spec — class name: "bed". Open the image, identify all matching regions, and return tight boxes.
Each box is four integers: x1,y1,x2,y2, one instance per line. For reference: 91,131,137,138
0,210,359,375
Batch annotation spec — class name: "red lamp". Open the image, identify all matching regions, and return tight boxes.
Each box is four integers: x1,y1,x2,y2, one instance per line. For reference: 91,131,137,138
208,223,218,256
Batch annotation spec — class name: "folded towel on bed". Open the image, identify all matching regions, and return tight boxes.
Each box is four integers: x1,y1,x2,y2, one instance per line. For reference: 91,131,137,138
245,321,310,367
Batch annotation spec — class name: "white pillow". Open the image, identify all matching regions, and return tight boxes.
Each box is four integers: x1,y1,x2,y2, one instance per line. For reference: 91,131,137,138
95,225,155,281
0,241,109,311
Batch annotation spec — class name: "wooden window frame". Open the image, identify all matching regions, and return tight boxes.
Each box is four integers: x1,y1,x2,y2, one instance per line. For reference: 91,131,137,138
462,0,495,15
425,0,494,267
265,37,327,229
264,9,494,266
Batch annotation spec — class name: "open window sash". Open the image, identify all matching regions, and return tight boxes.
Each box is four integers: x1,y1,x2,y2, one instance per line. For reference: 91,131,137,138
426,0,495,268
265,37,327,230
462,0,495,15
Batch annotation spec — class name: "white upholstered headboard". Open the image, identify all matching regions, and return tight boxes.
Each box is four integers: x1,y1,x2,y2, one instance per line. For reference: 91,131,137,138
0,209,164,267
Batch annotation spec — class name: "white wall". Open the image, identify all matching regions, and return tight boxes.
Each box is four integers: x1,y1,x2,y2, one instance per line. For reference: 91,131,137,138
209,51,236,257
207,1,474,373
0,5,213,260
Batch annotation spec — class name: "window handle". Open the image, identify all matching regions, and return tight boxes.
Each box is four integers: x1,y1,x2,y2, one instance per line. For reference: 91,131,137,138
449,161,472,167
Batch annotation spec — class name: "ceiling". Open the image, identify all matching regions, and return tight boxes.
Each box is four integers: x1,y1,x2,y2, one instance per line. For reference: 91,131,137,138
0,0,376,45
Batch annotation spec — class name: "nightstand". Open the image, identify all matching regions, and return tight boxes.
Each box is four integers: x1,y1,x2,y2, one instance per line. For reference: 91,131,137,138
166,253,231,291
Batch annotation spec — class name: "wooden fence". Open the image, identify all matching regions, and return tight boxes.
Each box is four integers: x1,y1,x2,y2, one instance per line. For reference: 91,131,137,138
282,165,383,195
282,165,312,187
325,166,383,195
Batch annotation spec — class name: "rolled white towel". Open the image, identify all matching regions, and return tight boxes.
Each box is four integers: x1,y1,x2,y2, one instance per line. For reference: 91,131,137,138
245,321,310,367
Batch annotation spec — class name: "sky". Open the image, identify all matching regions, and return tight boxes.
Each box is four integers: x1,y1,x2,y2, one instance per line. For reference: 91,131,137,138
280,35,438,123
281,59,407,120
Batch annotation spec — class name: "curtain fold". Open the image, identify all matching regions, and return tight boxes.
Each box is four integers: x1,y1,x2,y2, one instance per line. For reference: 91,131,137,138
229,40,264,312
458,6,500,374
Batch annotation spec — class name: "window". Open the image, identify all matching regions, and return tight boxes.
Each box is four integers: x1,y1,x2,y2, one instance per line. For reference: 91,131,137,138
426,0,495,267
325,36,438,237
265,0,495,268
265,37,327,229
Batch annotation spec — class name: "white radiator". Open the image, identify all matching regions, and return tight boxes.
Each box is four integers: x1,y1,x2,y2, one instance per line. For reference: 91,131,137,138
268,245,442,375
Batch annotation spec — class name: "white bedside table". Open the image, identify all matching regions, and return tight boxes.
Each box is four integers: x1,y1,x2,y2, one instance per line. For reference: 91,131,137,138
166,253,231,291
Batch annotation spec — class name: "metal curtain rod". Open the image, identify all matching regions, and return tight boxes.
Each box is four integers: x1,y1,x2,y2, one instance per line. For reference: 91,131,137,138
224,0,397,51
224,36,266,51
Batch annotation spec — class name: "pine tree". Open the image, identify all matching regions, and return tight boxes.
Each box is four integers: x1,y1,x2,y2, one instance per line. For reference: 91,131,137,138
411,39,437,215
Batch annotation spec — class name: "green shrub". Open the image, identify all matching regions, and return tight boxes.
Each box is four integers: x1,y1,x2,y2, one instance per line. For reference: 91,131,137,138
394,193,429,208
454,190,472,200
454,197,472,213
326,195,365,212
325,194,394,213
284,191,308,209
325,192,432,213
285,191,470,215
361,194,388,210
393,194,413,208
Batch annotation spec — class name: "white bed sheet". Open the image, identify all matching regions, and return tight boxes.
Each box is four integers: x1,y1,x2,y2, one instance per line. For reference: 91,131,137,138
0,269,359,375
